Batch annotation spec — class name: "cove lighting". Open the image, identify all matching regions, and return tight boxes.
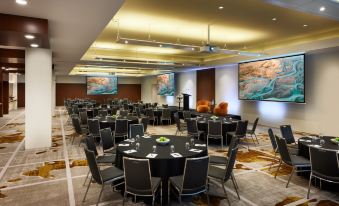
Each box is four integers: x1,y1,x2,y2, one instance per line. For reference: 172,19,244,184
16,0,27,5
272,17,277,21
25,34,35,39
258,101,286,121
319,6,326,11
218,6,224,10
30,43,39,48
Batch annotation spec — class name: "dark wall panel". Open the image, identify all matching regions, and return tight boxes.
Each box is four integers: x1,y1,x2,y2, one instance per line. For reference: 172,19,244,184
17,83,25,107
196,68,215,104
56,83,141,106
3,81,9,114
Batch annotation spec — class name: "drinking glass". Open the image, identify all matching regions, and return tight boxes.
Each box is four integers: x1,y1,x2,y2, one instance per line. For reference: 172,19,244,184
170,145,175,153
136,135,140,142
185,142,190,150
135,142,140,151
190,138,194,146
152,145,157,153
319,139,325,147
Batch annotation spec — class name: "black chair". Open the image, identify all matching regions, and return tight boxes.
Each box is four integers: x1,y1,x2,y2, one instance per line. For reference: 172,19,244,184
162,104,168,108
93,107,99,117
98,109,108,117
79,111,88,128
82,148,124,206
246,117,259,145
174,112,186,136
123,103,129,111
120,110,128,117
147,109,158,126
114,119,128,140
141,117,149,134
207,120,223,149
274,135,310,188
268,128,279,170
123,157,162,206
186,118,204,140
72,105,79,115
161,108,171,125
168,156,210,205
183,111,191,121
87,119,101,141
71,115,87,145
100,128,115,154
208,146,240,204
227,120,248,149
280,125,297,146
111,106,118,115
129,124,144,139
307,147,339,198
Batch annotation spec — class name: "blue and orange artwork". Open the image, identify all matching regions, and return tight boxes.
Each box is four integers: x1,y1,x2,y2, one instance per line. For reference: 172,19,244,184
87,76,118,95
157,73,175,96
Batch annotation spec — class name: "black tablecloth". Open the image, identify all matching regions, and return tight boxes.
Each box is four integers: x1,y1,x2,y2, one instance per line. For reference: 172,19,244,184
115,135,207,202
95,116,139,131
298,136,339,159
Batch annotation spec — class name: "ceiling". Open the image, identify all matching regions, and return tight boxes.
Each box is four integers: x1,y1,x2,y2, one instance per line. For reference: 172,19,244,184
74,0,339,76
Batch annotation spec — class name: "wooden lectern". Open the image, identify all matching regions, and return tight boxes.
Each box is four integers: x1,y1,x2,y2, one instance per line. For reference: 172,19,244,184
182,93,191,111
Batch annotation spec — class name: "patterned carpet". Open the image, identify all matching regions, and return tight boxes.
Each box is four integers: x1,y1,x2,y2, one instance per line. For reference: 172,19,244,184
0,108,338,206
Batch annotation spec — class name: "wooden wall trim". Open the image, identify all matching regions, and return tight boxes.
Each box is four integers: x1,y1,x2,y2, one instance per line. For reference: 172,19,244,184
56,83,141,106
17,83,25,107
196,68,215,106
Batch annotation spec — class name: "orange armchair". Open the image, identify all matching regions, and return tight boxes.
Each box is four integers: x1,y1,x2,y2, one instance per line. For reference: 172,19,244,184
214,102,228,116
196,100,211,113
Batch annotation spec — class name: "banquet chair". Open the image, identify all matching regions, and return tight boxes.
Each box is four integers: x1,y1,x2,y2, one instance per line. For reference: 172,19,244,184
79,111,88,128
93,107,99,117
307,147,339,198
123,157,162,206
227,120,249,149
129,124,144,139
123,103,129,111
98,109,108,117
186,118,204,140
147,109,158,126
280,125,298,148
83,135,116,186
174,112,186,136
114,119,128,140
111,106,118,115
101,104,108,109
120,110,128,117
168,156,210,205
100,128,116,154
161,108,171,125
87,119,101,142
274,135,310,188
71,115,88,145
140,117,149,134
208,146,240,204
162,104,168,108
183,111,191,121
207,120,223,149
246,117,259,145
82,148,124,206
268,128,279,170
72,105,79,115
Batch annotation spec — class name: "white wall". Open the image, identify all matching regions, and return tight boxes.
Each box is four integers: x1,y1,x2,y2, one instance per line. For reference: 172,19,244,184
215,48,339,136
55,75,141,84
141,71,197,108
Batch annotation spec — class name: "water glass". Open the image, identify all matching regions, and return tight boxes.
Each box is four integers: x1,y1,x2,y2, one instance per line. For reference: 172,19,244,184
152,145,157,153
190,138,194,146
320,139,325,147
136,135,140,142
170,145,175,153
135,142,140,151
185,142,190,150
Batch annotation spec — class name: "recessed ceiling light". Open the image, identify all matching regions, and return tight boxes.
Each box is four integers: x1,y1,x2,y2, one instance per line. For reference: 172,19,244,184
16,0,27,5
30,43,39,48
124,40,128,44
303,24,308,27
24,34,35,39
159,44,162,47
272,17,277,21
191,48,195,51
218,6,224,10
319,6,326,11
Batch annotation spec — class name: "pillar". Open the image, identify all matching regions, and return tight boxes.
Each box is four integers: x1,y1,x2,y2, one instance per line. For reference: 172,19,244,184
25,48,52,149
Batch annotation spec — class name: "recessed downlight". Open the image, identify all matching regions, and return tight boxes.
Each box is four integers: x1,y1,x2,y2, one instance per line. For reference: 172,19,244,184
218,6,224,10
319,6,326,11
25,34,35,39
272,17,277,21
124,40,128,44
303,24,308,27
16,0,27,5
30,43,39,48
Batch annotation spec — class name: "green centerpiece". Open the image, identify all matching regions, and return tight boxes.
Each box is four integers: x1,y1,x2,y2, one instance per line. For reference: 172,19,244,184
156,136,170,145
330,137,339,145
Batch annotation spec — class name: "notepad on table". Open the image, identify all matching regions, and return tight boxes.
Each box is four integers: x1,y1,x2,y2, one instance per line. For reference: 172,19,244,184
194,144,206,147
146,153,158,158
171,153,182,158
143,135,151,139
189,149,203,153
118,144,130,147
310,144,321,148
299,139,311,143
125,139,135,143
124,149,137,154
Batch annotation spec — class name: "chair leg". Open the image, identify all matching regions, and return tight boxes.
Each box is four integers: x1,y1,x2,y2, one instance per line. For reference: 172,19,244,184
96,185,105,206
221,136,224,150
286,167,295,188
254,133,259,144
160,182,163,206
206,191,210,206
231,175,240,200
83,170,90,186
231,173,238,189
168,181,170,205
152,196,155,206
275,160,282,178
307,173,313,199
221,181,231,205
178,195,182,205
82,177,92,202
123,189,127,205
268,152,278,171
250,134,256,145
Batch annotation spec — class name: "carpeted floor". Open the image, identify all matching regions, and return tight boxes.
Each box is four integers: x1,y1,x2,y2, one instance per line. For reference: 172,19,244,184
0,107,338,206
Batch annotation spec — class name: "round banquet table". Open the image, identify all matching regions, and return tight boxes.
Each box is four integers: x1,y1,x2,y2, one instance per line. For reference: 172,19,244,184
95,116,139,131
115,135,208,202
298,136,339,159
197,117,238,144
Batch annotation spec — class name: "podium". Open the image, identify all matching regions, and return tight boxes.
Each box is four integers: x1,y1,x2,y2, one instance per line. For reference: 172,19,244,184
182,93,191,111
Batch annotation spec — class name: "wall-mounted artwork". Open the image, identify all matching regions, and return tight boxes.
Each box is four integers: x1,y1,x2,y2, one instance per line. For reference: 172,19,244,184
157,73,175,96
87,76,118,95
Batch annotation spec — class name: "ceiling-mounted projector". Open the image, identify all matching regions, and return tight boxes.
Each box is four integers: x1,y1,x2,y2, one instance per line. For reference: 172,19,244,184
199,45,220,53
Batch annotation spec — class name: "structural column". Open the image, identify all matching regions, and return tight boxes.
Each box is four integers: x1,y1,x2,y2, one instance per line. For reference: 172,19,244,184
25,48,52,149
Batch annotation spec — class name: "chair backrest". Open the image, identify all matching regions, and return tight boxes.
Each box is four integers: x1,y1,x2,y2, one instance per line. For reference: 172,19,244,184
235,120,248,137
141,117,149,132
123,157,153,195
123,104,129,110
130,124,144,139
115,119,128,135
85,135,98,156
280,125,296,144
275,135,292,165
251,117,259,133
72,105,79,115
162,104,168,108
223,146,239,181
71,116,82,134
93,108,99,117
100,128,114,151
98,110,108,117
88,119,100,136
84,147,102,184
268,128,278,151
135,107,141,117
309,147,339,182
111,107,118,115
183,111,191,120
147,109,155,118
186,118,198,134
79,111,88,125
208,120,222,136
174,113,182,130
181,156,209,193
162,108,171,119
120,110,128,117
227,137,239,158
